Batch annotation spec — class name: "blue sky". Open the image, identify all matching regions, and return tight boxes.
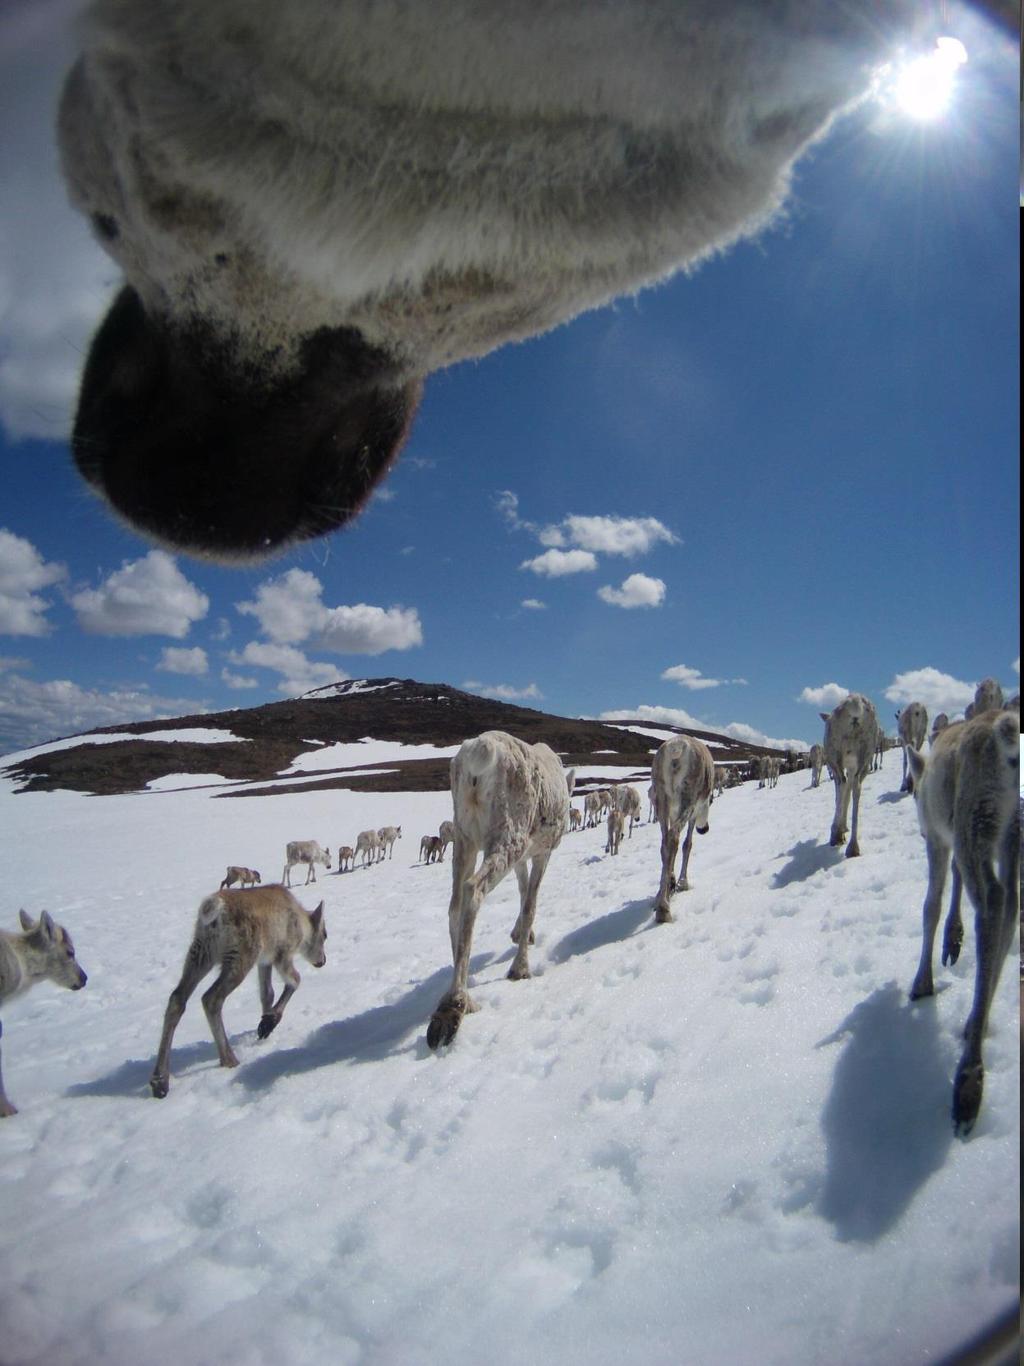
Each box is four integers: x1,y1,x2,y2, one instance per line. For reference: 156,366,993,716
0,4,1018,755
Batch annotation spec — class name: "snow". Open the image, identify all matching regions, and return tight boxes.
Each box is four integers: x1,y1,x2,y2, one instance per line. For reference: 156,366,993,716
284,738,463,774
1,726,248,768
0,752,1017,1366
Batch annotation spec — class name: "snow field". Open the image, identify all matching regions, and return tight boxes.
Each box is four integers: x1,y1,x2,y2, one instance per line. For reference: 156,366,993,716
0,751,1018,1365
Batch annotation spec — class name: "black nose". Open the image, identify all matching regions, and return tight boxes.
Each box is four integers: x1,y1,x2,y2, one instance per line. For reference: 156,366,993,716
72,288,422,563
74,974,87,989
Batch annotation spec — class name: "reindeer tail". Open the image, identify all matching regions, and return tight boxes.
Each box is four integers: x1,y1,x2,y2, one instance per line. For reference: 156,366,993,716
197,893,227,929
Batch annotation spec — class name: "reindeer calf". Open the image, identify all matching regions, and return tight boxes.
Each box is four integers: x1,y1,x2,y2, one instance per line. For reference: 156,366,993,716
605,808,626,856
220,865,261,889
0,911,87,1116
150,886,326,1098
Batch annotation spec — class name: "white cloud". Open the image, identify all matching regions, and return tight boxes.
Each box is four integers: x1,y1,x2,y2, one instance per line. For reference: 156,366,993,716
0,6,116,442
883,667,975,715
600,704,705,729
556,515,678,558
157,646,208,677
521,599,547,611
600,704,807,752
798,682,850,709
521,548,598,577
1012,657,1019,676
70,551,209,638
319,604,422,655
0,670,202,756
236,569,422,653
0,529,66,636
662,663,720,691
236,568,325,644
221,668,259,691
463,680,543,702
231,642,343,697
597,574,666,609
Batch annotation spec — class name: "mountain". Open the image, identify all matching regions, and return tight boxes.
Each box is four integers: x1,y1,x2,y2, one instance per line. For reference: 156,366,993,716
0,677,792,797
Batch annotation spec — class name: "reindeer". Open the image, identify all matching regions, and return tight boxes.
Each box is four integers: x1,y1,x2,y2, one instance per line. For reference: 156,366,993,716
651,736,715,924
282,840,330,886
1,910,87,1116
220,866,261,889
906,709,1020,1135
427,732,574,1048
896,702,928,793
150,886,326,1098
820,694,880,858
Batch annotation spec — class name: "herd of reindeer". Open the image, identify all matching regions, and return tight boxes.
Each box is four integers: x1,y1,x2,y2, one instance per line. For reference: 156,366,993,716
1,679,1018,1136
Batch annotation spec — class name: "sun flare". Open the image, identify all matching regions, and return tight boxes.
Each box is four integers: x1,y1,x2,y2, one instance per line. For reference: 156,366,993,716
893,36,968,121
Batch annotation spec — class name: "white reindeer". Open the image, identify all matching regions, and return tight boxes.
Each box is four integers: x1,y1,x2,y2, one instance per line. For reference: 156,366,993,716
808,743,826,789
896,702,928,793
377,826,402,860
906,709,1020,1135
59,3,938,563
426,732,574,1048
650,735,715,924
149,886,326,1098
583,792,602,829
614,784,643,836
438,820,455,860
820,694,880,858
355,830,381,868
1,911,88,1117
282,840,331,886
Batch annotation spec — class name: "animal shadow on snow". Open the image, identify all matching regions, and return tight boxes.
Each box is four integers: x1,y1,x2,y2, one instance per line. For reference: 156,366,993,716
815,982,953,1242
235,953,497,1090
876,790,905,806
67,1041,221,1099
67,955,495,1098
771,839,843,889
549,898,654,965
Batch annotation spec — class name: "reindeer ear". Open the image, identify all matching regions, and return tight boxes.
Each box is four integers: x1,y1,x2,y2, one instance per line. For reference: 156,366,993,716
819,713,830,724
311,903,324,927
38,911,56,941
19,909,35,931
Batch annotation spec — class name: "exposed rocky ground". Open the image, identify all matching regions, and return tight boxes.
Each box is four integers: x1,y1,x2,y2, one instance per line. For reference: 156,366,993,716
2,677,787,797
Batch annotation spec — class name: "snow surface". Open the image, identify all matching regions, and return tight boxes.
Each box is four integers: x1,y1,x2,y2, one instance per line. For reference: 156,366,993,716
0,752,1018,1366
284,739,464,774
1,726,248,767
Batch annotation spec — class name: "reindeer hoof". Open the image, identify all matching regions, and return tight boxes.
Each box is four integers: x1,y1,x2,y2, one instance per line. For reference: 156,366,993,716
952,1064,984,1137
150,1077,169,1099
654,905,674,924
845,844,860,858
427,1004,463,1049
507,963,531,981
0,1100,19,1117
257,1013,279,1039
941,926,963,967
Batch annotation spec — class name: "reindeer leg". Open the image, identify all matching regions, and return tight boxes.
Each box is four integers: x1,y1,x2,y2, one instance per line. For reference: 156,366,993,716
941,863,964,966
845,776,863,858
258,956,300,1039
910,835,950,1001
509,853,550,979
953,849,1015,1137
677,818,697,891
655,821,682,922
510,860,533,945
429,845,511,1048
201,952,254,1068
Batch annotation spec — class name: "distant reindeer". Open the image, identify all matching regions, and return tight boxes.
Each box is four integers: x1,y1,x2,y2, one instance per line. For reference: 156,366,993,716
808,743,826,789
282,840,330,886
906,709,1020,1135
605,808,626,856
377,826,402,860
568,807,583,832
1,910,87,1117
220,866,261,890
896,702,928,793
420,834,443,864
438,820,455,860
150,886,326,1098
337,846,355,873
820,694,880,858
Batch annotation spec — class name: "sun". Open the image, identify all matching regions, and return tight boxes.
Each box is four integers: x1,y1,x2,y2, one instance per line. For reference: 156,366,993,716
893,37,968,122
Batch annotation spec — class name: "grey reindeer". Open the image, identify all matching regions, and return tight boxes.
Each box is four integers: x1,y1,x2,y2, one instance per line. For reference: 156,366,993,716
1,910,87,1116
150,885,326,1098
906,708,1020,1135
